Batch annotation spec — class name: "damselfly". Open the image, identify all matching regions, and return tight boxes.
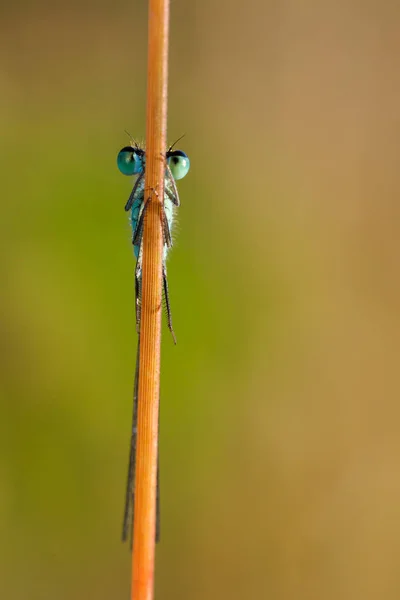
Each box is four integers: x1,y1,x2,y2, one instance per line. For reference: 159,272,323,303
117,139,190,544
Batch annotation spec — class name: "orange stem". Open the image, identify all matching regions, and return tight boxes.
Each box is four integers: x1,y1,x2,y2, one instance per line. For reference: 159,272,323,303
131,1,169,599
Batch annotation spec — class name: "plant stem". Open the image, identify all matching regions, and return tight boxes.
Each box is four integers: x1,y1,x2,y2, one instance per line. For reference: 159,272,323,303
131,1,169,599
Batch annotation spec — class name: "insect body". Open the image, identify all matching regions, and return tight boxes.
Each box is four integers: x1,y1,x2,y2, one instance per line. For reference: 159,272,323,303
117,141,190,543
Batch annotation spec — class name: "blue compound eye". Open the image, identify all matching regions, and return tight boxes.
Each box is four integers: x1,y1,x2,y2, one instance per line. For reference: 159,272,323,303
117,146,143,176
167,150,190,180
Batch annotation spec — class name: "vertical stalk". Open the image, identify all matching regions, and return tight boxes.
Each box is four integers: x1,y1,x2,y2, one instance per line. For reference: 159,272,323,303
131,1,169,599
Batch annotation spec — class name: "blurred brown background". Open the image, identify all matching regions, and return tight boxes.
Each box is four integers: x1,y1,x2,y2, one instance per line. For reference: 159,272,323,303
1,1,400,598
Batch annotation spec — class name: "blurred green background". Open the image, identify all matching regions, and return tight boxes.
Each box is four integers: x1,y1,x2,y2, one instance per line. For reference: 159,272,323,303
2,1,400,598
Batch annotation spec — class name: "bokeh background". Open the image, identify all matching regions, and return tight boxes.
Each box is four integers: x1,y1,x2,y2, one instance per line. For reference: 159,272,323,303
2,1,400,598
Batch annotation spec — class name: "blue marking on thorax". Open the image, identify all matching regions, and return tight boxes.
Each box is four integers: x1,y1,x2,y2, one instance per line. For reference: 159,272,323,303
131,196,143,258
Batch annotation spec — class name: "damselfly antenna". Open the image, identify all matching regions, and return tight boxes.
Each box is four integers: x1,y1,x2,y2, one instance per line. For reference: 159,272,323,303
124,130,141,150
167,134,186,153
